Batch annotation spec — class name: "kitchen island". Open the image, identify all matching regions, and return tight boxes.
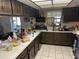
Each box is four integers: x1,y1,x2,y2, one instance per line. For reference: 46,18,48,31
0,30,77,59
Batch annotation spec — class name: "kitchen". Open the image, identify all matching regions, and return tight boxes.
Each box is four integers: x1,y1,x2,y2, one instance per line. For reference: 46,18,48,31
0,0,79,59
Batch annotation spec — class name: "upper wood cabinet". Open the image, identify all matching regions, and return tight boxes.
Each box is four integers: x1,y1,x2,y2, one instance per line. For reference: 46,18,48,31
11,0,23,16
62,7,79,22
0,0,39,16
23,4,30,17
0,0,12,15
23,4,39,17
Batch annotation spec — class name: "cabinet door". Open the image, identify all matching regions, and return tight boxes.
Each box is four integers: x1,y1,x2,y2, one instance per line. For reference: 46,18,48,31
41,32,55,45
23,4,39,17
0,0,12,15
54,33,74,46
12,0,23,16
23,5,31,17
16,48,28,59
34,38,39,55
24,54,29,59
29,46,35,59
38,34,41,50
28,41,35,59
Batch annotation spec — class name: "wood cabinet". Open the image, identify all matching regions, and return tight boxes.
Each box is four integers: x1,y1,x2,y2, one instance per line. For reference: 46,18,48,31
0,0,12,15
11,0,23,16
23,4,30,17
23,5,33,17
16,47,28,59
37,33,41,50
62,7,79,22
34,34,41,55
34,38,39,55
23,4,39,17
54,33,74,46
41,32,55,45
29,46,35,59
16,33,41,59
0,0,39,16
28,40,35,59
41,32,74,46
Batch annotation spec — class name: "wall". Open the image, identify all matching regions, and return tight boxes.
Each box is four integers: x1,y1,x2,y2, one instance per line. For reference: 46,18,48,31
47,10,62,17
21,17,36,29
0,16,11,33
67,0,79,7
62,21,79,29
40,9,62,30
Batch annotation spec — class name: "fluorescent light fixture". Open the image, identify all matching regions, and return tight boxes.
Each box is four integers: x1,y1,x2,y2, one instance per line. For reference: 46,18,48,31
32,0,45,2
55,16,61,18
35,1,51,5
53,0,72,4
31,0,72,8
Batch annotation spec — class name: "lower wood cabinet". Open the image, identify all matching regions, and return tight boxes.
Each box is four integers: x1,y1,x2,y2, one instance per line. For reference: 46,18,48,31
28,46,35,59
41,32,74,47
28,40,35,59
16,47,28,59
41,32,55,45
34,37,39,55
54,33,74,46
16,33,41,59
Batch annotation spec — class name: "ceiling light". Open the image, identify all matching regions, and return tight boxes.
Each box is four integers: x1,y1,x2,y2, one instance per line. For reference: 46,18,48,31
35,1,52,5
32,0,45,2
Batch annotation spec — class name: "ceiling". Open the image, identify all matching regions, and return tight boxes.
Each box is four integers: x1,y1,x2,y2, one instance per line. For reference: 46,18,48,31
31,0,72,8
18,0,40,9
18,0,72,9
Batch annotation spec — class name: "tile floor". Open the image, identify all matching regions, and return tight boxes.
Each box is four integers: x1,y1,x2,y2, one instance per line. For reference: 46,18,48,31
35,44,75,59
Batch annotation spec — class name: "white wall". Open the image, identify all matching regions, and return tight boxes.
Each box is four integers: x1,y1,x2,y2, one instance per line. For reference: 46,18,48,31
21,17,36,29
62,22,79,27
47,10,62,17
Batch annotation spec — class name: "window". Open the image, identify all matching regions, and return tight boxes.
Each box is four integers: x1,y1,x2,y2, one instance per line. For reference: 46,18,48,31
54,16,61,26
10,17,21,32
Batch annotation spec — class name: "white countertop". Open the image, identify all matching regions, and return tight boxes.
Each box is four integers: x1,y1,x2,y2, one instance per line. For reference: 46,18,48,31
0,30,79,59
0,31,41,59
35,30,75,33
